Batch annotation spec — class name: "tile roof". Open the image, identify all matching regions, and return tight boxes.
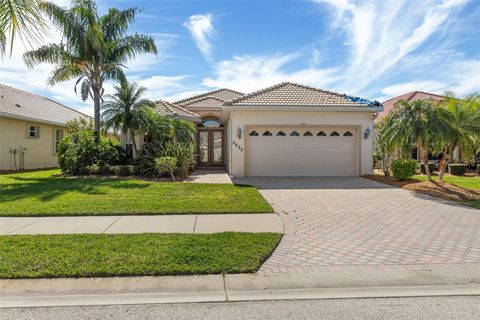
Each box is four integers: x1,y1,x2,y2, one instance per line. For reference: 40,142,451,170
180,96,225,109
379,91,445,120
155,100,201,122
174,88,244,106
0,83,89,125
224,82,376,107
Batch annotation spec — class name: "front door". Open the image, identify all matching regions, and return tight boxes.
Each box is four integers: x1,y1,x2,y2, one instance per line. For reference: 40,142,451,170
197,129,224,167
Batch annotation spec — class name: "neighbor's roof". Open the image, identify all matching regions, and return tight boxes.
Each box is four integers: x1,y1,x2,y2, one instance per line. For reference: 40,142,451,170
224,82,380,108
180,96,225,109
155,100,201,122
0,83,89,125
174,88,244,106
379,91,445,119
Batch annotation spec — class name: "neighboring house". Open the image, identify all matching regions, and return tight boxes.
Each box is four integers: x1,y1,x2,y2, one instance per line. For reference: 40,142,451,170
378,91,445,122
0,84,89,171
178,82,382,177
378,91,457,162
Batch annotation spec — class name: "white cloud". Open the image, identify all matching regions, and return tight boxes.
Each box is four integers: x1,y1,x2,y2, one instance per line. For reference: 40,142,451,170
202,53,341,93
134,75,190,100
309,49,321,67
381,81,446,96
183,14,215,60
313,0,469,93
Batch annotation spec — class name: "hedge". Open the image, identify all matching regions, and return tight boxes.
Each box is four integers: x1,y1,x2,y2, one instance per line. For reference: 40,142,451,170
419,162,436,174
391,159,417,180
448,163,466,176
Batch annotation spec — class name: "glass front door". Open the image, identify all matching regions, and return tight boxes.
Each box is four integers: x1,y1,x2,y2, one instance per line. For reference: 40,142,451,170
197,129,224,166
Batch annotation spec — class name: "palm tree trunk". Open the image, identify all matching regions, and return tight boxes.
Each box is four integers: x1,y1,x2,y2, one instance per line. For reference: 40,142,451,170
421,144,432,181
438,146,451,181
130,132,139,157
93,88,101,142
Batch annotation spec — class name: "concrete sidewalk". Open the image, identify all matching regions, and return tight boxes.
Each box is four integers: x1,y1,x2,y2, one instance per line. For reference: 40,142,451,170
1,264,479,308
0,214,282,235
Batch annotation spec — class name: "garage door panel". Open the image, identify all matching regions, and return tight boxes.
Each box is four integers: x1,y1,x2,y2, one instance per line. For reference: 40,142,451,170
246,127,357,177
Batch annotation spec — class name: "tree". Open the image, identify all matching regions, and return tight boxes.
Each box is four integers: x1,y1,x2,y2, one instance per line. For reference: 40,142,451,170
23,0,157,140
437,93,480,180
101,81,155,156
381,99,455,181
0,0,47,57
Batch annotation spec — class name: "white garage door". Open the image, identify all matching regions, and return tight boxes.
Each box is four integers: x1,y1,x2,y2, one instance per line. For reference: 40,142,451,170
246,127,357,177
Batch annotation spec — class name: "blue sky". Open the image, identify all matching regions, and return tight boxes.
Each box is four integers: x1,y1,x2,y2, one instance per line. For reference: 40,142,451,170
1,0,479,115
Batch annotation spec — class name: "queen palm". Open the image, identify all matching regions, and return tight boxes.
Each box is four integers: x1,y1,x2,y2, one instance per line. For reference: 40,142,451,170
101,81,155,156
0,0,47,56
23,0,157,140
437,94,480,180
381,99,455,181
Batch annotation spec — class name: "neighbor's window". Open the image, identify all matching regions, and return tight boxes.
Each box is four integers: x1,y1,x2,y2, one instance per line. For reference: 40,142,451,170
28,125,39,138
143,133,149,145
54,129,64,153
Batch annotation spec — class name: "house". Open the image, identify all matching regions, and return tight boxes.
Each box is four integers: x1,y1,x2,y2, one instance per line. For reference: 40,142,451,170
0,84,89,171
178,82,382,177
378,91,445,122
379,91,457,162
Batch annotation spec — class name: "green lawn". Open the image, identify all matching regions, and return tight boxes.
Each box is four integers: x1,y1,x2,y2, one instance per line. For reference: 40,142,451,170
0,170,273,216
0,233,281,279
414,174,480,190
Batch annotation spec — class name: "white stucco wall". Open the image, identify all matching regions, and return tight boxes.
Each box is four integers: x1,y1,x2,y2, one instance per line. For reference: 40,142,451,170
226,109,375,178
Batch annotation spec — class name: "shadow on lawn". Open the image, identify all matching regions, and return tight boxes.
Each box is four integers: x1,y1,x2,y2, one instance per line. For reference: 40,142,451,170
0,176,149,202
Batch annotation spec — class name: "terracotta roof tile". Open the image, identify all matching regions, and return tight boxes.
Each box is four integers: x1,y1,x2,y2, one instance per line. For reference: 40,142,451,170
0,83,89,125
180,96,225,109
155,100,200,122
379,91,445,120
225,82,374,107
174,88,244,106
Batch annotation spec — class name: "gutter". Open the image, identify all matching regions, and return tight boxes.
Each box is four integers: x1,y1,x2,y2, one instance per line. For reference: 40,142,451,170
0,112,69,127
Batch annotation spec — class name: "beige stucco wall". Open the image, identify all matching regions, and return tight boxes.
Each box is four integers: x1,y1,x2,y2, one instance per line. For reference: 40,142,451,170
226,109,375,178
0,117,66,171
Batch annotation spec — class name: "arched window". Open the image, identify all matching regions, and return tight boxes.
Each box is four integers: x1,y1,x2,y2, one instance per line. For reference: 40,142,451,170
249,131,259,136
276,131,286,136
330,131,340,136
202,118,221,128
263,131,273,136
303,131,313,136
343,131,353,136
290,131,300,136
317,131,326,136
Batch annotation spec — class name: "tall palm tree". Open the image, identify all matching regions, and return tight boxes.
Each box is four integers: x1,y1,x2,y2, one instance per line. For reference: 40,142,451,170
0,0,47,56
101,81,155,155
381,99,455,181
437,94,480,180
23,0,157,140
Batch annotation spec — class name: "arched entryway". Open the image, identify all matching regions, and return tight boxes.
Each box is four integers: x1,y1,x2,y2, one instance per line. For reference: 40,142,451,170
196,116,225,167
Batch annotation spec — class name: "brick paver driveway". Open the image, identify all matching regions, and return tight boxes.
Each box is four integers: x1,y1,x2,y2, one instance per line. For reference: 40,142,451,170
234,177,480,274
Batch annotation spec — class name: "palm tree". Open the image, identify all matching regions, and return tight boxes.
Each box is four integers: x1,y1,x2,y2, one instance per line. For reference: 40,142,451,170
101,81,155,156
0,0,47,57
23,0,157,140
437,94,480,180
381,99,455,181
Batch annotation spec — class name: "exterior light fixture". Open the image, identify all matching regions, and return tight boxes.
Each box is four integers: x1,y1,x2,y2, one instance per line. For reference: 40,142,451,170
237,127,242,139
364,128,371,139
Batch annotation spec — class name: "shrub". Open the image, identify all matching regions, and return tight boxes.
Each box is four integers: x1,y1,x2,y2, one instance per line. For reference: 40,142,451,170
118,165,134,176
419,162,436,174
154,157,177,180
448,163,466,176
391,159,417,180
136,141,194,178
57,128,120,174
85,164,100,175
97,164,114,175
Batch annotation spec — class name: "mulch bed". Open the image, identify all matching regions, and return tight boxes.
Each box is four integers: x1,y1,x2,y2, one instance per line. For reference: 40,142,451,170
364,175,480,202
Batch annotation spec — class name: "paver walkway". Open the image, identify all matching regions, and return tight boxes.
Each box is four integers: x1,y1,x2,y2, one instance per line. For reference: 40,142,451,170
234,177,480,274
0,214,282,235
185,170,232,184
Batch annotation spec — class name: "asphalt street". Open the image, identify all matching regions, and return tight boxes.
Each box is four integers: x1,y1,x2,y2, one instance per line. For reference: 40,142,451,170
2,296,479,320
